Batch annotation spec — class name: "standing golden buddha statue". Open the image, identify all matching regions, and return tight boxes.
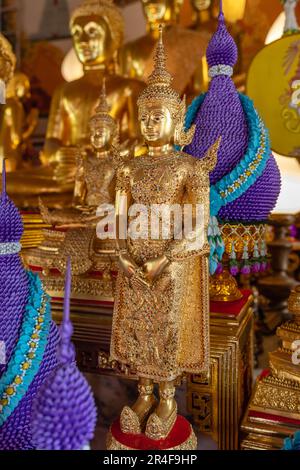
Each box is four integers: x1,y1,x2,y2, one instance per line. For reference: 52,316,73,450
118,0,210,97
42,0,144,166
108,26,220,450
5,0,144,208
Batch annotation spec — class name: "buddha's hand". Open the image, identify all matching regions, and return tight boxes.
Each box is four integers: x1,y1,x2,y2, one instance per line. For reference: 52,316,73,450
143,255,170,283
119,253,138,279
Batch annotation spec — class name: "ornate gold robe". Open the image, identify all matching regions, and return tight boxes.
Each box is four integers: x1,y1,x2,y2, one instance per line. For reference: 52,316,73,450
111,151,211,382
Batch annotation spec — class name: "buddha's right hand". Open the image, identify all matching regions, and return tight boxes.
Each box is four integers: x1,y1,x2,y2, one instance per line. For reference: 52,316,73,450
119,253,138,279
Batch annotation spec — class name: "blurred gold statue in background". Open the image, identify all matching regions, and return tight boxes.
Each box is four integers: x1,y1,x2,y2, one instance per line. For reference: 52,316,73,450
4,0,144,208
118,0,210,97
1,72,39,172
109,27,220,449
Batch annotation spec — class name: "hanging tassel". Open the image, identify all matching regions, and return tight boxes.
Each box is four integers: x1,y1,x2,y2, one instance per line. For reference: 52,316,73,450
251,242,261,274
0,79,6,105
240,241,251,275
259,240,267,272
208,216,225,275
229,241,239,276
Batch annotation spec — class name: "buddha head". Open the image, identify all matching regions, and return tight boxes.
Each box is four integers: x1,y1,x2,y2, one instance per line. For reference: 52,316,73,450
89,80,118,152
141,0,184,28
138,26,195,148
190,0,211,13
70,0,124,67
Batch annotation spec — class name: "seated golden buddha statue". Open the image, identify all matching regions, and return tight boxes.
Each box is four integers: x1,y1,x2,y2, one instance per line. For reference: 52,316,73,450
25,81,122,286
109,27,220,445
4,0,144,208
1,72,39,172
118,0,210,98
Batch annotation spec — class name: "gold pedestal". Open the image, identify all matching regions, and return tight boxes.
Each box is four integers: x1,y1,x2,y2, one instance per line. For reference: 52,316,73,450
21,212,50,249
106,417,197,451
187,291,254,450
241,286,300,450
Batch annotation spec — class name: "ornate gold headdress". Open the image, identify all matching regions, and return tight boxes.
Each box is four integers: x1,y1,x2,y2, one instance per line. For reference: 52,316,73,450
89,79,117,135
70,0,124,51
0,33,16,85
137,25,195,147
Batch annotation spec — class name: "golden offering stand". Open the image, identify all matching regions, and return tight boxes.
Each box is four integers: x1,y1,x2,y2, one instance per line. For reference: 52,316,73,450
241,286,300,450
187,291,254,450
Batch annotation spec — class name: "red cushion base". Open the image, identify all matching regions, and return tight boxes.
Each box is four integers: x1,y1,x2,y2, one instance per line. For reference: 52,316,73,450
110,415,195,450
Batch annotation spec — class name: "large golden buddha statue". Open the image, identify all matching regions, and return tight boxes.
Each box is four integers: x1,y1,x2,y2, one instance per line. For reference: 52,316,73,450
108,27,220,449
118,0,210,97
42,0,144,165
4,0,144,208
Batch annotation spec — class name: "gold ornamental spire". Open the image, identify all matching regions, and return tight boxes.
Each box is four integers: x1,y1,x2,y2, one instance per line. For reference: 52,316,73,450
137,25,181,117
148,25,173,88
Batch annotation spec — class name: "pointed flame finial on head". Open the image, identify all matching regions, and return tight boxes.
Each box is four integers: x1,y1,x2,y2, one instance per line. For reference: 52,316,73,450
148,24,173,88
96,77,110,114
58,257,76,365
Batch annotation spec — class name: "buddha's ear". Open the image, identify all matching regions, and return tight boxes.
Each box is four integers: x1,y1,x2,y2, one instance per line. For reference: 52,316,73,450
201,136,222,173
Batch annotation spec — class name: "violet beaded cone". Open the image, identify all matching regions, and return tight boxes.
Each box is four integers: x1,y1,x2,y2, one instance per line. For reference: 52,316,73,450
0,162,60,450
185,5,281,221
31,363,97,450
31,260,97,450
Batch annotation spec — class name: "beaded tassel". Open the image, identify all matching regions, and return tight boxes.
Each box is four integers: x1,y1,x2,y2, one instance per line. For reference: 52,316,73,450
240,241,251,275
251,242,261,274
229,241,239,276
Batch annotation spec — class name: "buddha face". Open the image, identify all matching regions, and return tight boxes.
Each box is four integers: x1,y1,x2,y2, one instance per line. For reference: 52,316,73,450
191,0,211,12
90,123,114,152
71,15,113,65
140,104,176,146
141,0,183,25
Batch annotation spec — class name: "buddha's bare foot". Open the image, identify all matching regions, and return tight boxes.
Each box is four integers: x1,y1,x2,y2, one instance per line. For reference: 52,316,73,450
145,382,177,440
120,381,156,435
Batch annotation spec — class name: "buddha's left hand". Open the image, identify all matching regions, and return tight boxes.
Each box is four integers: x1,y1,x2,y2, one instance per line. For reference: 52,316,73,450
143,255,170,283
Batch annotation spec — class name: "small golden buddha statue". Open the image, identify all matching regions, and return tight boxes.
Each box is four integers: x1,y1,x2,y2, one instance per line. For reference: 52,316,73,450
109,27,220,444
42,0,144,166
25,81,122,277
118,0,210,97
1,72,39,172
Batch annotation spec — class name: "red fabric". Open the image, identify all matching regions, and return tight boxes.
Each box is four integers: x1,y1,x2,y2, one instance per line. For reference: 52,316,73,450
111,416,193,450
249,410,300,426
210,290,252,317
258,369,271,380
